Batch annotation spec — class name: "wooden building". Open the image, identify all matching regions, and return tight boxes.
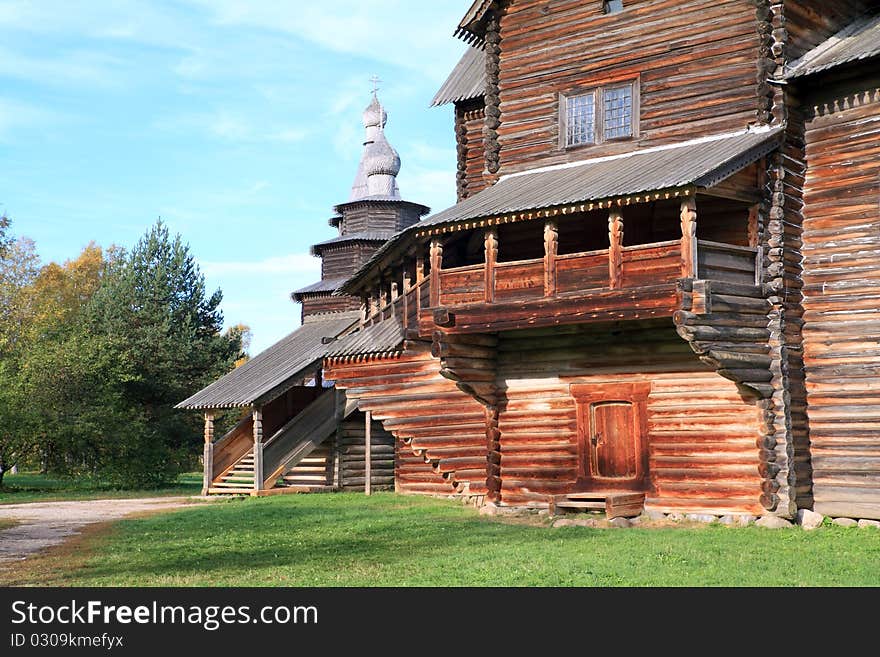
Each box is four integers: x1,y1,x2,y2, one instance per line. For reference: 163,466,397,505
181,2,880,523
176,94,425,495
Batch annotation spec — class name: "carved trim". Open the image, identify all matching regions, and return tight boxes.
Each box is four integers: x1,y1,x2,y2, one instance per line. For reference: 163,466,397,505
483,10,501,174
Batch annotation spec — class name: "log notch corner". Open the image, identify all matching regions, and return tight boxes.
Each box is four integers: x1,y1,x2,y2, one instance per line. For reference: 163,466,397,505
431,330,501,504
672,198,784,514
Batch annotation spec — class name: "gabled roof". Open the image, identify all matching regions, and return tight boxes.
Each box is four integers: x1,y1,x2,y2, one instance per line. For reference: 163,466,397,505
324,316,406,360
786,12,880,79
432,46,486,107
176,313,357,409
338,127,783,295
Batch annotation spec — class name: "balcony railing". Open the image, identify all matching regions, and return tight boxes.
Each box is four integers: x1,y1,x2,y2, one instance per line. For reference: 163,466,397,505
436,239,755,308
359,237,759,335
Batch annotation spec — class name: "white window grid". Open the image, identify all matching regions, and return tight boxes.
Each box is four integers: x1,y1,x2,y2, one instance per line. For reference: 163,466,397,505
562,81,636,148
566,92,596,147
603,84,633,140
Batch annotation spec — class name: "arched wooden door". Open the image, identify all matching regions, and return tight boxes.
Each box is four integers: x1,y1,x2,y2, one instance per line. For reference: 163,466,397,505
571,382,650,491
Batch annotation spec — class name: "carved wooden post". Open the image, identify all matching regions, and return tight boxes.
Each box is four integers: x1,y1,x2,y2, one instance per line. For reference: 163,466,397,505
544,221,558,297
415,254,425,311
429,239,443,307
369,291,379,323
379,277,388,313
364,410,372,496
748,204,760,248
484,228,498,303
401,269,411,329
252,407,263,493
748,203,763,286
202,412,214,495
608,210,624,289
680,197,698,279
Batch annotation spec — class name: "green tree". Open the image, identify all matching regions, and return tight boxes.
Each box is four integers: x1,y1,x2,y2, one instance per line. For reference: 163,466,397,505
0,217,41,484
85,221,243,486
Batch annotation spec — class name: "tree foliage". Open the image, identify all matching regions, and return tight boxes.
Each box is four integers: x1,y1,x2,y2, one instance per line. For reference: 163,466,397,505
0,219,242,488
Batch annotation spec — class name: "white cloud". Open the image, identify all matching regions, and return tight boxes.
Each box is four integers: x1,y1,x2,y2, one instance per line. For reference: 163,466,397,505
156,109,313,144
200,253,318,277
184,0,466,80
0,45,125,88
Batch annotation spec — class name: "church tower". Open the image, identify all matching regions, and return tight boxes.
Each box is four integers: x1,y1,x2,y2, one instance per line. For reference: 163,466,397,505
292,93,429,320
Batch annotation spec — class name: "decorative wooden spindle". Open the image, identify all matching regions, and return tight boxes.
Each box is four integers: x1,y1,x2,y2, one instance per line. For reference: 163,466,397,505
484,228,498,303
680,197,698,279
544,220,558,297
608,210,623,289
429,239,443,307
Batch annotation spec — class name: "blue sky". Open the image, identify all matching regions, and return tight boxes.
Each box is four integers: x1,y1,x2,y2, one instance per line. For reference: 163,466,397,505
0,1,470,353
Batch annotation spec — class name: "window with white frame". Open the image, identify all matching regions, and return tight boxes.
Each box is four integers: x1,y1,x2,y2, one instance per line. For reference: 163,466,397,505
561,80,638,148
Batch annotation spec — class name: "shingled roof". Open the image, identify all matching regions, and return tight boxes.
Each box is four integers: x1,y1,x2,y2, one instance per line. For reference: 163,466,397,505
338,126,783,294
432,46,486,107
176,313,357,409
786,12,880,79
325,316,406,360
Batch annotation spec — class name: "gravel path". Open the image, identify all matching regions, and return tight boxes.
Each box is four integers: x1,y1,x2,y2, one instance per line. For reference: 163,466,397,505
0,497,195,565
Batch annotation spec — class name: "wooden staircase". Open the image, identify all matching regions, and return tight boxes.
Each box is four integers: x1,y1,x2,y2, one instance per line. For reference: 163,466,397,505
276,444,334,492
209,453,256,495
548,492,646,519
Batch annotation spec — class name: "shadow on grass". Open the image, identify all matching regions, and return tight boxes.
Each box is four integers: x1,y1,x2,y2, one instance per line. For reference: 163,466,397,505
54,493,880,587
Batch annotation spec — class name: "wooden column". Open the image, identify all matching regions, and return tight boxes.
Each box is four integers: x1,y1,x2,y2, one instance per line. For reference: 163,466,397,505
402,269,411,330
359,301,367,329
544,221,558,297
364,410,372,496
332,390,345,490
252,407,263,493
202,412,214,495
429,239,443,307
484,228,498,303
748,203,763,286
608,210,623,289
369,291,379,322
680,197,698,279
379,278,388,312
415,255,425,311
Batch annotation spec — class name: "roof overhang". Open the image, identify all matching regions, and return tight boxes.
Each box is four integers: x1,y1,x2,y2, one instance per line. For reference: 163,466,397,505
785,12,880,80
337,127,782,296
455,0,496,45
175,313,359,410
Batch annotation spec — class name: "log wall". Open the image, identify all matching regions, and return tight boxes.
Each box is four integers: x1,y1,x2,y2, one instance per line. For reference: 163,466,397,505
801,73,880,520
338,412,396,491
495,321,764,514
456,100,490,199
496,0,761,174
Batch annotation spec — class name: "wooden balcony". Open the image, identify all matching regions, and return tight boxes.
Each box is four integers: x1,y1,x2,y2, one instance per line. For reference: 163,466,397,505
422,239,758,334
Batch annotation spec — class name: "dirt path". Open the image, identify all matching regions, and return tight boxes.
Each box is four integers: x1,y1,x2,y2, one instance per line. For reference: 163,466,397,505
0,497,196,565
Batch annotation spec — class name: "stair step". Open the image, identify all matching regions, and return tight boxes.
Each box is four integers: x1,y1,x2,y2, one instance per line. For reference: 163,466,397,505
554,501,606,510
212,482,254,488
207,488,252,495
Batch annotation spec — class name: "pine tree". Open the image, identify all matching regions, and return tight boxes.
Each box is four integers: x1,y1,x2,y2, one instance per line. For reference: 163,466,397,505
85,221,243,486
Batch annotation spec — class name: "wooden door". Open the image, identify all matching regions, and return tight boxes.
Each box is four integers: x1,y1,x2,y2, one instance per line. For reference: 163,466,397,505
591,401,636,478
571,382,650,491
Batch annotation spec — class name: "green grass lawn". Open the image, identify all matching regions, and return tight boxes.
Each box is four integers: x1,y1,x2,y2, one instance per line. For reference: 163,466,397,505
8,492,879,586
0,472,202,504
